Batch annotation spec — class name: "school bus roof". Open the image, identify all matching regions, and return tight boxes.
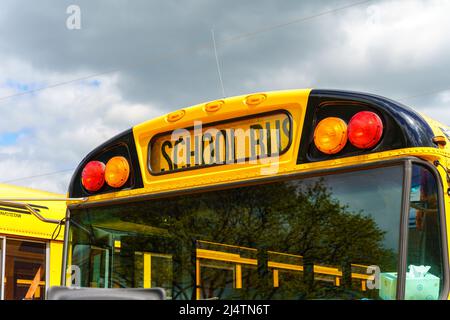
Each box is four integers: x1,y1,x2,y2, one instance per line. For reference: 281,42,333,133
67,89,450,204
0,183,66,240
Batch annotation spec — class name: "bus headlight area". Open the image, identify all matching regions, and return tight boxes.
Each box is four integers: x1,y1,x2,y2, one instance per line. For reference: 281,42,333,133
2,89,450,300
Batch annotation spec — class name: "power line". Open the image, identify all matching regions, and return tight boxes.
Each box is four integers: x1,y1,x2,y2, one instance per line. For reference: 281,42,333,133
1,168,75,184
5,84,449,184
3,84,447,184
396,87,450,102
0,1,386,184
0,69,117,103
0,1,374,103
220,0,374,44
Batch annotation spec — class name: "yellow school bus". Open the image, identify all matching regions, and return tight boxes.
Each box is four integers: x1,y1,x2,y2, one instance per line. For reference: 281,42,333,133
0,183,65,300
63,89,450,300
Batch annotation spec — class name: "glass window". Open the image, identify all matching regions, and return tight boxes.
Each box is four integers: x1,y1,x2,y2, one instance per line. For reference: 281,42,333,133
69,165,405,300
4,240,46,300
406,164,444,300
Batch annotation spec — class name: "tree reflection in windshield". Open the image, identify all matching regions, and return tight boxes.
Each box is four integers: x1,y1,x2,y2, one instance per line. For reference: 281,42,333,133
71,165,403,300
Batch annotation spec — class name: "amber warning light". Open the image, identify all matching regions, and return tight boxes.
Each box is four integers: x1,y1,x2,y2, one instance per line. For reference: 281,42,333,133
314,117,348,155
313,111,383,155
105,156,130,188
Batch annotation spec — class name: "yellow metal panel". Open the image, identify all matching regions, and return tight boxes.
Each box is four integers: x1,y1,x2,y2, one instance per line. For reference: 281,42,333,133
16,280,45,285
420,113,450,152
235,264,242,289
197,245,375,285
49,241,63,288
273,269,279,288
80,146,450,206
196,259,201,300
133,89,310,191
361,280,367,291
143,253,151,288
196,248,257,266
0,184,65,240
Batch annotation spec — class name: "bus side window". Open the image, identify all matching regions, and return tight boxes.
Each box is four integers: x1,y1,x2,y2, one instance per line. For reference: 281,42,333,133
406,165,444,300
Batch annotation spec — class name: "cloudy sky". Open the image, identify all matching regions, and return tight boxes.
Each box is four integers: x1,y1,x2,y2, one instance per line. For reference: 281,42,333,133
0,0,449,193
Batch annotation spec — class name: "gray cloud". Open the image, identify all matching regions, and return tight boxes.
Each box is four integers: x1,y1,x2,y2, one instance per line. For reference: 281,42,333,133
0,0,379,107
0,0,450,192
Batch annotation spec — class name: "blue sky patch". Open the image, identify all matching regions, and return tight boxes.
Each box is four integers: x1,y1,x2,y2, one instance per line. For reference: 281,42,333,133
4,79,40,93
0,128,33,146
85,79,101,87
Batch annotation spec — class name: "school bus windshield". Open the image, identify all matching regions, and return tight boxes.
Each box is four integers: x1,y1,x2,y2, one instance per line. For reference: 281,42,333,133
67,163,443,300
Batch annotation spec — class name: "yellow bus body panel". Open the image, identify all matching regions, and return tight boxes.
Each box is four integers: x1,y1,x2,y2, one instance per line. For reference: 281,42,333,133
0,184,66,298
0,183,65,240
48,240,63,287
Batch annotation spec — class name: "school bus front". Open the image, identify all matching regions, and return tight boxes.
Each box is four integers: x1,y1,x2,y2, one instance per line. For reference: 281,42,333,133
64,89,450,300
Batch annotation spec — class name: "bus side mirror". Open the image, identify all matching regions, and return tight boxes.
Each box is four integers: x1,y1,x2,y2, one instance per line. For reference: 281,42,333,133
47,286,166,300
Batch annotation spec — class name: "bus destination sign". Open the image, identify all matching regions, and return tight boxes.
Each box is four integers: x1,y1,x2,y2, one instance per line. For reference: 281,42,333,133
149,111,292,174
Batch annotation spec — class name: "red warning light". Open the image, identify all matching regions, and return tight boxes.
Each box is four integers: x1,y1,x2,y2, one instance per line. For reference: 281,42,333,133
81,161,105,192
348,111,383,149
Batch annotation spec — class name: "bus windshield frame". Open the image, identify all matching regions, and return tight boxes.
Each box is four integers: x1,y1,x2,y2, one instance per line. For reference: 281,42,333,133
64,157,449,300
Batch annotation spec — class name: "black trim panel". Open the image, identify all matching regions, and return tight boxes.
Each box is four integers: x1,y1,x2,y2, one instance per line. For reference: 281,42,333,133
298,90,436,164
68,129,144,198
